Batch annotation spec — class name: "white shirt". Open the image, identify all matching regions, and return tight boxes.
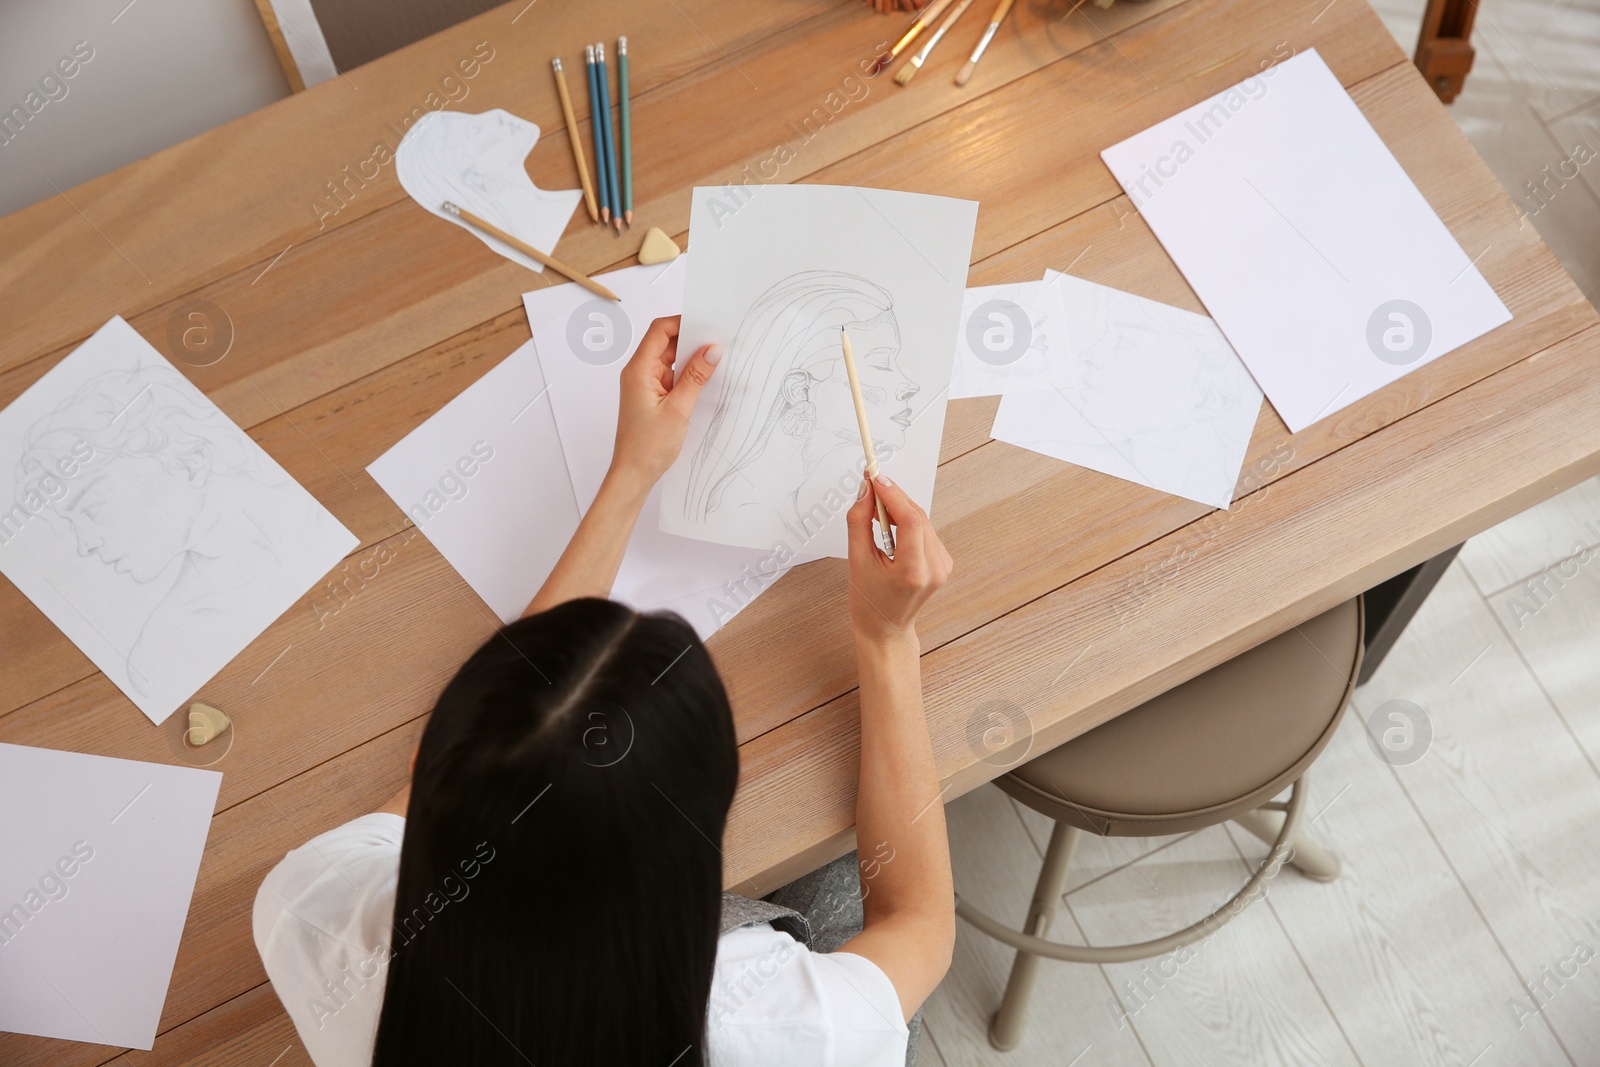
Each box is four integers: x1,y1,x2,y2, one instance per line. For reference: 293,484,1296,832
253,813,908,1066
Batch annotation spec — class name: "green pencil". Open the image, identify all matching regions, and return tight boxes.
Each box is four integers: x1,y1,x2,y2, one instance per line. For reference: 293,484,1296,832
619,36,633,228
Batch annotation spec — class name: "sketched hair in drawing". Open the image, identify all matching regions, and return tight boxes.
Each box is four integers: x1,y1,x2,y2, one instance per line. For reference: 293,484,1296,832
682,271,916,525
15,363,306,695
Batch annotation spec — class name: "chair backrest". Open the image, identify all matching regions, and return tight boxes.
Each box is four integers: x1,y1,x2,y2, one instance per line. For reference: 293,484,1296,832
253,0,503,91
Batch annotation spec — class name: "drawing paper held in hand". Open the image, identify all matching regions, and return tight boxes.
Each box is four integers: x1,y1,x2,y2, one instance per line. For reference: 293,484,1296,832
526,257,817,637
1100,48,1510,433
661,184,979,559
0,317,358,725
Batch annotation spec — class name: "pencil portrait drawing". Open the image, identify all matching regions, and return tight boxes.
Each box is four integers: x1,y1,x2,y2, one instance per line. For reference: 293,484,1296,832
679,271,917,548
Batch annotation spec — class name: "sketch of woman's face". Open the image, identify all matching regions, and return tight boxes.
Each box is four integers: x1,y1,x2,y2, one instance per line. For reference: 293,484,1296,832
803,319,917,452
57,455,206,583
1076,317,1206,437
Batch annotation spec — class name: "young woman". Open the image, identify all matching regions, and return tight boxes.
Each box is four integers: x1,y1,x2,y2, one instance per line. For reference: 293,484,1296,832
253,317,955,1065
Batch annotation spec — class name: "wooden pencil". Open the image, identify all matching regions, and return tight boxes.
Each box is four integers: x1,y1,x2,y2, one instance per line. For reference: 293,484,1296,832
551,58,598,222
839,327,896,556
954,0,1015,86
586,45,611,224
442,201,620,301
596,42,623,234
618,36,633,228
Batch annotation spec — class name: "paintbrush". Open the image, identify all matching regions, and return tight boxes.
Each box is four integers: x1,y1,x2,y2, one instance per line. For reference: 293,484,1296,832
954,0,1015,86
894,0,976,86
872,0,960,73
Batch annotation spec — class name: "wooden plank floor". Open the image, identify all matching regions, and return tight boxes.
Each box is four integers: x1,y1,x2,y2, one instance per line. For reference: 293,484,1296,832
2,0,1598,1063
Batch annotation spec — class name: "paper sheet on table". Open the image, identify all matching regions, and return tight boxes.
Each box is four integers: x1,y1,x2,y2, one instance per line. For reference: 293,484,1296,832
1100,48,1510,433
396,108,582,274
525,258,814,638
367,339,580,625
661,184,978,558
991,271,1263,510
0,742,220,1048
950,278,1071,399
0,317,358,725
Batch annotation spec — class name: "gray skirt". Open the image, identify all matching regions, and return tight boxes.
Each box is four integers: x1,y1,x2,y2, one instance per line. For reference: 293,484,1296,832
721,850,925,1066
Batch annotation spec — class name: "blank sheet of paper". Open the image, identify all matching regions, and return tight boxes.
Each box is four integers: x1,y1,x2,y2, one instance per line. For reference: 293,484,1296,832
991,271,1263,510
0,317,358,725
0,743,220,1048
661,184,978,559
366,339,581,624
526,258,811,637
950,279,1072,399
1100,48,1510,433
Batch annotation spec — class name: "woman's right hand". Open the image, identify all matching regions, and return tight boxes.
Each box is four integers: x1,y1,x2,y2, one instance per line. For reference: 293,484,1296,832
846,474,953,652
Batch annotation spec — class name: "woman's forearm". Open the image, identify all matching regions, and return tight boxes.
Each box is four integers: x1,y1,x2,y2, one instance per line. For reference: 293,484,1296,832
846,635,955,1013
521,466,651,618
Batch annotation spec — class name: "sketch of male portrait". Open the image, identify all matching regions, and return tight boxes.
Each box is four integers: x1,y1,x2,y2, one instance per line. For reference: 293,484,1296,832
13,363,325,699
1049,285,1255,502
680,271,919,545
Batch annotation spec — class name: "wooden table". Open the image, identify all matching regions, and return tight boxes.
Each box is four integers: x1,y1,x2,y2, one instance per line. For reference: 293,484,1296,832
2,0,1596,1062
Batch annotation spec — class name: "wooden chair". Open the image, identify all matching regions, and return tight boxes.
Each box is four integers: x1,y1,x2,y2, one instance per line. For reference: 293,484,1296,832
956,597,1364,1050
252,0,504,90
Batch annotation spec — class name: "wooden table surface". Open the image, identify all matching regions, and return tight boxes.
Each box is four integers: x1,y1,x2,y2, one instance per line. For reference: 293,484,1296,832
3,0,1597,1062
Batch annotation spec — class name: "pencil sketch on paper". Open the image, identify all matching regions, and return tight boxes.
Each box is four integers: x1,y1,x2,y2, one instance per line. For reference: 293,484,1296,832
396,108,582,273
10,362,332,701
678,270,919,547
993,275,1261,509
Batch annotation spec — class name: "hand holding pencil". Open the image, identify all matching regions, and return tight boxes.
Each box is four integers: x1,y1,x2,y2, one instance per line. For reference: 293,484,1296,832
846,472,953,649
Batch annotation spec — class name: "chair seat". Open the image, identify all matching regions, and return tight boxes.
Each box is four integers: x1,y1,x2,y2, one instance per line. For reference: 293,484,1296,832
997,598,1363,836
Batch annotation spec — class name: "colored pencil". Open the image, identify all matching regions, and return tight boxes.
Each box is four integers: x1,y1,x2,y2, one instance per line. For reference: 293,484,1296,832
893,0,975,86
442,201,620,301
551,58,598,222
596,42,623,234
586,46,611,224
839,327,895,556
954,0,1015,87
618,36,633,228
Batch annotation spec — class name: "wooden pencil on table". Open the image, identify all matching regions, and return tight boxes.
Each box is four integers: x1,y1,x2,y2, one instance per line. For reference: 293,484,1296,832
618,36,633,228
442,201,620,302
893,0,975,86
551,58,598,223
839,327,896,556
873,0,960,73
595,42,624,235
955,0,1015,87
586,45,611,225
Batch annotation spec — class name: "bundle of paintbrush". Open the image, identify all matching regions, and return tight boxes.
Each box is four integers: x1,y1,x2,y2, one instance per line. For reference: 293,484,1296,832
876,0,1015,86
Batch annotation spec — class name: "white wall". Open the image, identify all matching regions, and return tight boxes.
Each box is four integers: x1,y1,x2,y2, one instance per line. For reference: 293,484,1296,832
0,0,292,217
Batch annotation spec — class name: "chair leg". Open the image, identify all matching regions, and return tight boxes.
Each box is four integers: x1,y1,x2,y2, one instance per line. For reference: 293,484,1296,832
1232,806,1341,883
989,822,1080,1050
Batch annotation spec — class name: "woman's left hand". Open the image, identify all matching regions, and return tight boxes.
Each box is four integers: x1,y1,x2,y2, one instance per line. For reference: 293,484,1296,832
611,316,722,486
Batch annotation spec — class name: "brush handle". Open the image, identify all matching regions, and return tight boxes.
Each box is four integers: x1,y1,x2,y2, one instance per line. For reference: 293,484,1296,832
912,0,975,63
839,328,896,556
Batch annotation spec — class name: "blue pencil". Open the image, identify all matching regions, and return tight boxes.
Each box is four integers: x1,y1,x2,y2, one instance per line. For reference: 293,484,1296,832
585,45,610,225
595,42,623,235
